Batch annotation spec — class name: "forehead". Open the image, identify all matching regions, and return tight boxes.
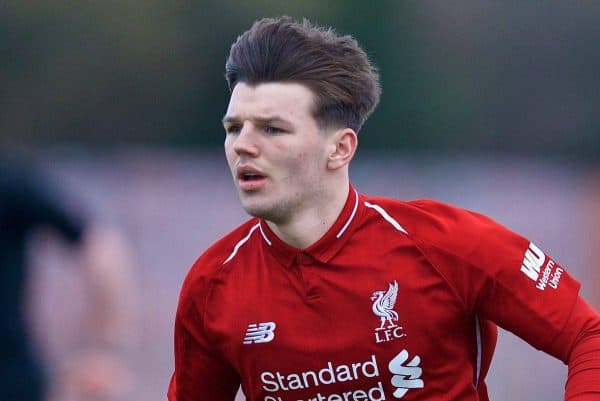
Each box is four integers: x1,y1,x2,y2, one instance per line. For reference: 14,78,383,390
225,82,316,122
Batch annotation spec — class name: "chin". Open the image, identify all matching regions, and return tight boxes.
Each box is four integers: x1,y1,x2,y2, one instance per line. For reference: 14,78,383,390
241,202,284,222
241,202,269,218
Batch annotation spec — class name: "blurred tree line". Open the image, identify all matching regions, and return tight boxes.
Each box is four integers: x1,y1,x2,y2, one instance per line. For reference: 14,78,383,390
1,1,599,159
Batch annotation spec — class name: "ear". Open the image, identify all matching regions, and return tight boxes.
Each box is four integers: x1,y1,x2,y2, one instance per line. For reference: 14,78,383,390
327,128,358,170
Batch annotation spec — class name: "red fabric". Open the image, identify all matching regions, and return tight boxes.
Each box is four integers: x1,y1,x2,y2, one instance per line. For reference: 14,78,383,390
563,298,600,400
167,374,176,401
168,185,592,401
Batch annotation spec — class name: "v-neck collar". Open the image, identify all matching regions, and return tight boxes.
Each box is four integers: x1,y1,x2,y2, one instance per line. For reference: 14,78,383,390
258,184,363,268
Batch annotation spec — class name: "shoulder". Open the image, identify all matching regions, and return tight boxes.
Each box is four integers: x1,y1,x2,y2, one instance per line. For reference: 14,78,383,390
177,218,260,309
362,195,494,231
404,198,498,234
364,196,491,227
361,195,523,258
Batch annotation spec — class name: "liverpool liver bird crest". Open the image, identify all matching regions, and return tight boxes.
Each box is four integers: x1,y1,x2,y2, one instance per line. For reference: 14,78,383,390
371,280,399,330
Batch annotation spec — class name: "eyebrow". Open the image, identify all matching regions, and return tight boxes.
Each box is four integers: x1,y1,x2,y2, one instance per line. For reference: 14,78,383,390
221,115,292,126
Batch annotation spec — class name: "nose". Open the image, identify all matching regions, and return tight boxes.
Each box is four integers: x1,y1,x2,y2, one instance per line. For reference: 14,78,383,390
232,123,260,157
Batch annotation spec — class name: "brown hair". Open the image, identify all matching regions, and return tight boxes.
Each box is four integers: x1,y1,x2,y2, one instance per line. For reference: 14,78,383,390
225,16,381,132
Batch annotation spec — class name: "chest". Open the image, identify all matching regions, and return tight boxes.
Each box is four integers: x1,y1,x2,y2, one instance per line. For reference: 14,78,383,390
205,246,480,400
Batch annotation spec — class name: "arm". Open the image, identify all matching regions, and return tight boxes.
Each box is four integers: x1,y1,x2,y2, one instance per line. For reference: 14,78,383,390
408,200,599,398
464,238,600,400
77,226,135,347
50,225,136,401
465,234,600,399
169,304,240,401
557,298,600,400
169,266,240,401
6,163,136,401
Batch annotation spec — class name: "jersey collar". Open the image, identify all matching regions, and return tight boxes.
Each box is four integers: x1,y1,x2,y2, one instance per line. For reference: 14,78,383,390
258,184,363,268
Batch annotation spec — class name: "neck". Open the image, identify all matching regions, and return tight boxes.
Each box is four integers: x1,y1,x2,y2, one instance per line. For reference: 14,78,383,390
266,177,350,249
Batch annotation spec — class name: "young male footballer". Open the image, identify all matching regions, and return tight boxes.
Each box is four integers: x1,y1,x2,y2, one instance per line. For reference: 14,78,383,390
168,16,600,401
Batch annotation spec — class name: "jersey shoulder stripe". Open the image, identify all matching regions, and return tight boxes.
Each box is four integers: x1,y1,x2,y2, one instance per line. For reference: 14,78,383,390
179,218,259,305
363,196,514,259
223,223,260,264
364,200,409,234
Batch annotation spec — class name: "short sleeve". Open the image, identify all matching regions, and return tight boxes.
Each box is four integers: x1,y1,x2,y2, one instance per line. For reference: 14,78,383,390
410,200,581,362
169,264,240,401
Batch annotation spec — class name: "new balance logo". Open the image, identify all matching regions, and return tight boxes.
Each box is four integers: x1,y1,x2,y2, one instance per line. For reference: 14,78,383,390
388,349,424,399
520,242,546,281
243,322,276,344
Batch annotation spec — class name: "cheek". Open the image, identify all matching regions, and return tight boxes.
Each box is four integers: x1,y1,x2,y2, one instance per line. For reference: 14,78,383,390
224,136,233,153
292,149,311,166
224,136,235,154
224,144,237,171
293,151,323,180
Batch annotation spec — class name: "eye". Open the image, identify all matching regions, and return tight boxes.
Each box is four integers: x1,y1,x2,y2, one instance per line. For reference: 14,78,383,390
264,126,285,134
224,124,241,134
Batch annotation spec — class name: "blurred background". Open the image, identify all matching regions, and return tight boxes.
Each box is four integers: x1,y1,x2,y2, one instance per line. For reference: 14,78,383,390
1,1,599,400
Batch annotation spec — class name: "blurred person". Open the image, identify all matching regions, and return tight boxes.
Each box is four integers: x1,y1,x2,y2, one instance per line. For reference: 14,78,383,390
168,17,600,401
0,157,134,401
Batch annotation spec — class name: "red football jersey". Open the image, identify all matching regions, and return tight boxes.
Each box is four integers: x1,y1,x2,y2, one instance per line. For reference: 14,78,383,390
169,185,581,401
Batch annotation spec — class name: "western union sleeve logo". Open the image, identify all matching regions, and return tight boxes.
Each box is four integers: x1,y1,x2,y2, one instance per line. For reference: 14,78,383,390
519,242,564,291
520,242,546,281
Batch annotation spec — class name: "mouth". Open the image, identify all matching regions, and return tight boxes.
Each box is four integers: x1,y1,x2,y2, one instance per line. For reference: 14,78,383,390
239,172,266,182
236,166,268,190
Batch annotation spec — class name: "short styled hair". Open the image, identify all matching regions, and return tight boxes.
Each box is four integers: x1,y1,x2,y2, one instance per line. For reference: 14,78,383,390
225,16,381,132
